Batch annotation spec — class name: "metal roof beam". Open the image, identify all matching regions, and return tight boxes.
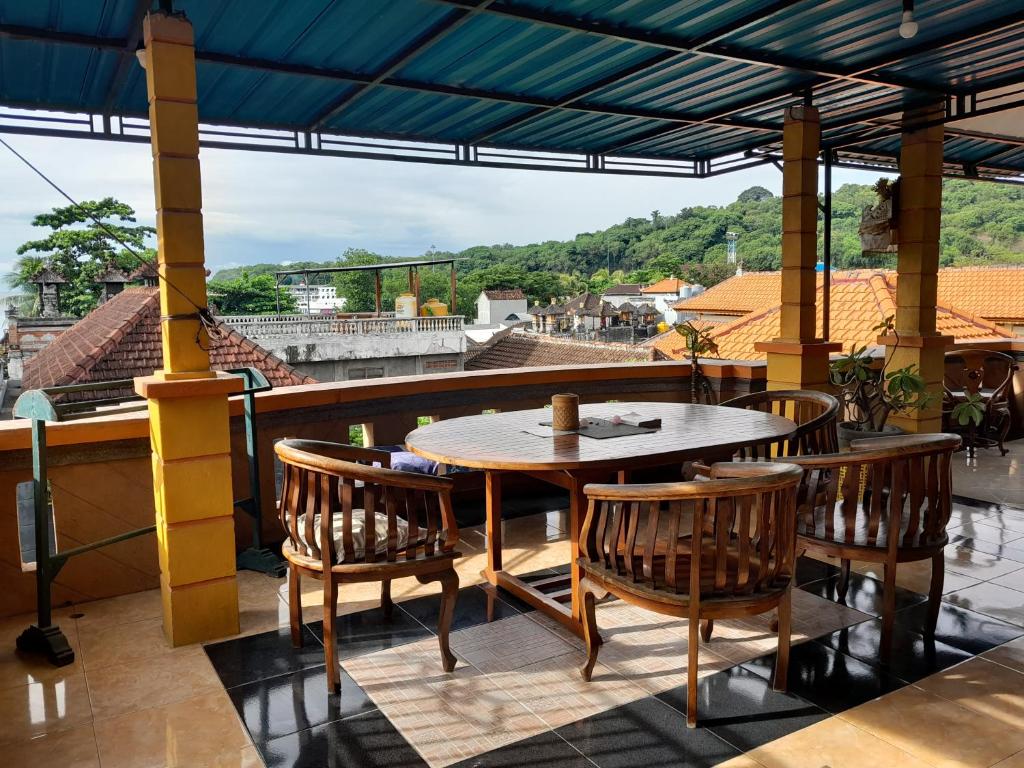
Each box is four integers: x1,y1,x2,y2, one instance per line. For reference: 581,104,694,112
426,0,948,94
101,0,151,116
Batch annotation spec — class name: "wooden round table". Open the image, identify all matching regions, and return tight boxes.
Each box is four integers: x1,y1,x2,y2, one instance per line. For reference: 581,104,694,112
406,401,796,634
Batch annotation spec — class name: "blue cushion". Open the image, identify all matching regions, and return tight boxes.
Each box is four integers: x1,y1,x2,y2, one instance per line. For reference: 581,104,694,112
374,445,439,476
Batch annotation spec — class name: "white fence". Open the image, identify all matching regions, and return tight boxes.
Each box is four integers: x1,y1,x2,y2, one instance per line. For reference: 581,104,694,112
219,314,465,338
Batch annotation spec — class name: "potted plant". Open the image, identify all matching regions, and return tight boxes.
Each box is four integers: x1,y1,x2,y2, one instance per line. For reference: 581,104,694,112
859,177,900,254
828,316,935,446
673,320,719,405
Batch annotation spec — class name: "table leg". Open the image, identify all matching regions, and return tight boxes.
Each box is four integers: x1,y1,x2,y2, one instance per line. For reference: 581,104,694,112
483,470,502,583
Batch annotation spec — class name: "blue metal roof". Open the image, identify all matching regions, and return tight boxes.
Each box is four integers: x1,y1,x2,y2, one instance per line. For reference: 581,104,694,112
0,0,1022,180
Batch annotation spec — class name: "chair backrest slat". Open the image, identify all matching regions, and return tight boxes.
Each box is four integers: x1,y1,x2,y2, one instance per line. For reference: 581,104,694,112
720,390,839,459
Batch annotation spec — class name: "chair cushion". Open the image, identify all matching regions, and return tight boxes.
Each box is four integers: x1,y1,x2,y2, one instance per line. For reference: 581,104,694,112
294,511,409,563
373,445,440,475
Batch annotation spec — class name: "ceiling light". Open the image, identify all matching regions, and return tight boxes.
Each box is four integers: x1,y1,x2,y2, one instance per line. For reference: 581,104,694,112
899,0,918,39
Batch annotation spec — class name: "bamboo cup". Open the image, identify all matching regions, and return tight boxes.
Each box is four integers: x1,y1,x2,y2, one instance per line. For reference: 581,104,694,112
551,393,580,431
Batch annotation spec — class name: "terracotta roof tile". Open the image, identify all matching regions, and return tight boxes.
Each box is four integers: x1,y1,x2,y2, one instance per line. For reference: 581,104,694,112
465,331,653,370
641,277,689,294
935,266,1024,322
673,272,782,314
483,289,526,300
23,287,315,400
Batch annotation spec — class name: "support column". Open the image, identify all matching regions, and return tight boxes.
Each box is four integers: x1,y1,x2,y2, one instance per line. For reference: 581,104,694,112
884,105,950,433
757,105,839,386
134,10,242,646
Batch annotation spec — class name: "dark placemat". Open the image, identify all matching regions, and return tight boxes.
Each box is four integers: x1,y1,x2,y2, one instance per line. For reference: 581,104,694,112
537,417,659,439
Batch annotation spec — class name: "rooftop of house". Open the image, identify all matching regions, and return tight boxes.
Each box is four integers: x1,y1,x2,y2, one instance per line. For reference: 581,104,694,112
603,284,643,296
22,287,315,399
641,277,690,295
482,289,527,301
673,271,785,315
465,329,653,370
653,271,1014,362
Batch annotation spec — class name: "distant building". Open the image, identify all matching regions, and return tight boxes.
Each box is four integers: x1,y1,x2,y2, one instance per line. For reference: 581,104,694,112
673,272,782,324
465,328,654,370
475,289,528,324
285,283,346,314
602,283,644,307
640,278,703,324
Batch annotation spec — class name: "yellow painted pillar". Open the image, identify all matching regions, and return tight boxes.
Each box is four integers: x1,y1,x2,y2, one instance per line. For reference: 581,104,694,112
884,105,950,434
757,105,840,387
134,10,242,646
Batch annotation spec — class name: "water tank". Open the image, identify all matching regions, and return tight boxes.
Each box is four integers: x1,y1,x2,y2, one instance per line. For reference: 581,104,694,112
420,298,448,316
395,293,418,318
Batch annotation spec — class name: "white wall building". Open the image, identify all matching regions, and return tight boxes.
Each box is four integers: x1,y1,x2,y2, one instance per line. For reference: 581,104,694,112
475,289,529,324
639,278,704,324
601,283,644,307
286,284,347,314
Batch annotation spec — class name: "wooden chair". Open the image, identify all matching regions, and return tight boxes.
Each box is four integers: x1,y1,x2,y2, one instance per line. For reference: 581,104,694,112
577,462,804,727
943,349,1017,457
718,389,840,458
785,433,960,649
275,439,461,693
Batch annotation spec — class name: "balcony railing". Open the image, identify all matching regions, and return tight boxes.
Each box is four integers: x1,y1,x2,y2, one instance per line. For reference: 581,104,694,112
219,314,465,338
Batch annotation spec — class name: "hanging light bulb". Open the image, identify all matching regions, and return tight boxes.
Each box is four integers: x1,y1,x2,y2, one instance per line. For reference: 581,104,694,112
899,0,918,39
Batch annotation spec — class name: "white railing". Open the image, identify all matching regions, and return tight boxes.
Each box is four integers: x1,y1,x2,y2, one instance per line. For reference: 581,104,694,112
219,314,465,338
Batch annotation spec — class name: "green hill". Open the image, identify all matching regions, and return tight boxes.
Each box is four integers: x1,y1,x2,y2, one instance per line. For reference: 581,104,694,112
212,179,1024,317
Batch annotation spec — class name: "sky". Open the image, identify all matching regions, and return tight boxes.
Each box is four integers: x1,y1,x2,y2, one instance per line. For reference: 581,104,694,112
0,132,882,284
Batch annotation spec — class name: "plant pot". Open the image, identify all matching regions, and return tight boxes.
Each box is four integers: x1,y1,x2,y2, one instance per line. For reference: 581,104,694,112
837,421,904,449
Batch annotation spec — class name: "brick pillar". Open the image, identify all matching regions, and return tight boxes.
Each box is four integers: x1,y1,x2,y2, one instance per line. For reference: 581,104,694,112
757,105,840,385
884,105,950,434
134,10,242,646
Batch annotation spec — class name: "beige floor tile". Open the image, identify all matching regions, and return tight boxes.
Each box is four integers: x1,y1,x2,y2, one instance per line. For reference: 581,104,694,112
983,636,1024,673
0,613,84,692
0,671,93,745
85,645,221,720
988,513,1024,534
791,588,872,635
70,588,163,629
94,689,251,768
944,582,1024,627
840,684,1024,768
2,723,99,767
448,614,576,674
345,639,549,767
77,616,194,672
944,547,1024,580
948,521,1024,546
993,750,1024,768
915,657,1024,728
715,755,767,768
748,716,931,768
991,567,1024,593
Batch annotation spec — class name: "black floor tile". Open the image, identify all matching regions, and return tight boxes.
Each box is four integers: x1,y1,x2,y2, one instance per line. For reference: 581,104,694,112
205,624,324,689
557,695,740,768
740,640,905,714
398,584,522,633
799,571,927,615
306,605,432,660
895,600,1024,655
656,665,828,752
454,730,592,768
229,664,376,745
950,535,1024,564
795,556,839,586
818,619,971,684
260,709,427,768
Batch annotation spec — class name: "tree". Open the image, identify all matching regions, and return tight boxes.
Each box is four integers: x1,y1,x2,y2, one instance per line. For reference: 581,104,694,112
11,198,155,317
737,186,774,203
208,272,296,315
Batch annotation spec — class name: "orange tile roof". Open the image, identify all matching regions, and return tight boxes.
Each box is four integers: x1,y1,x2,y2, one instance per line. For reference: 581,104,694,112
673,272,783,314
936,266,1024,322
466,330,652,369
653,271,1013,362
641,277,689,295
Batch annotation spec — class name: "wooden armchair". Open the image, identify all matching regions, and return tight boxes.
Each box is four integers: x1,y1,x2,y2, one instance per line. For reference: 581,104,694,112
785,434,960,649
275,439,461,693
577,462,804,727
943,349,1017,456
718,389,840,458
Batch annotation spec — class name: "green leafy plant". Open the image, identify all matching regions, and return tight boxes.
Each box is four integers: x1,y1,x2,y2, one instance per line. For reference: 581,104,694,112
828,316,935,432
673,320,719,405
951,392,986,428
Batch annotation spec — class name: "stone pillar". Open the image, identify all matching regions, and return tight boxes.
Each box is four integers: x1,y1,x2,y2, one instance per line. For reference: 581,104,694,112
884,105,950,433
756,105,840,385
133,10,242,646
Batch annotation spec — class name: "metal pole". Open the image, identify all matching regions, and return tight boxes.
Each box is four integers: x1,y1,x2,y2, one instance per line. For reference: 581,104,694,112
275,274,281,315
304,270,311,315
823,150,832,342
450,263,457,314
31,419,51,628
374,270,383,315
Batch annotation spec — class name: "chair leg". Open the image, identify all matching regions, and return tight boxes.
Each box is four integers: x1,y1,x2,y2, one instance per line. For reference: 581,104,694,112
773,588,791,692
837,558,852,602
687,613,699,728
436,570,458,672
381,579,394,620
579,578,601,682
700,619,714,643
288,565,303,648
926,552,944,636
880,560,898,655
323,577,340,694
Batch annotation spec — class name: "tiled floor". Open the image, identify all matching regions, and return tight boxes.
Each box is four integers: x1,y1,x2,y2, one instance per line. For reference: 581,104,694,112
3,446,1024,767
